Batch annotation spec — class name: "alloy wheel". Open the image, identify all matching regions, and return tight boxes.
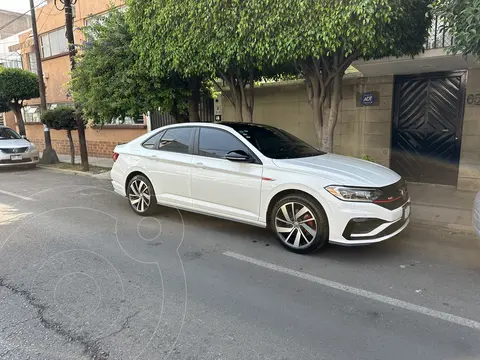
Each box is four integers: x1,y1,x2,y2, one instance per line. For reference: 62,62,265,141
274,202,317,249
128,179,151,213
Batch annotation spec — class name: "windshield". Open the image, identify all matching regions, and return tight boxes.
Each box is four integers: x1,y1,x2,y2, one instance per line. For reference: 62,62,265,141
0,128,22,140
223,123,324,159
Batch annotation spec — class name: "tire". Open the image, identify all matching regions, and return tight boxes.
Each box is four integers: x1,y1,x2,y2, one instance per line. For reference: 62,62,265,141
269,194,329,254
127,175,157,216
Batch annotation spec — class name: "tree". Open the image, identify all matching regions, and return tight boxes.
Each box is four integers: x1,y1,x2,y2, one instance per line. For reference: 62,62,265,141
435,0,480,56
0,68,40,136
41,106,77,164
70,7,191,125
128,0,293,123
243,0,432,151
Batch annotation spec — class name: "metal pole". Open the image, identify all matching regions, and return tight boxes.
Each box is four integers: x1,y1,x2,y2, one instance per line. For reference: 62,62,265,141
63,0,89,171
30,0,59,164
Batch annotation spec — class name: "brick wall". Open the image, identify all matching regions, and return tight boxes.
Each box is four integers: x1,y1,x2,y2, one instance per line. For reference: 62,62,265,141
24,123,148,158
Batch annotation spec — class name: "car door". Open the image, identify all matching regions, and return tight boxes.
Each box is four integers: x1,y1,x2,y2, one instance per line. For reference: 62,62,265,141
143,126,195,207
191,127,263,222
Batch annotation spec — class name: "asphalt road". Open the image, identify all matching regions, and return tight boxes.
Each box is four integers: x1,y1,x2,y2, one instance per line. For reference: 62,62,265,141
0,167,479,360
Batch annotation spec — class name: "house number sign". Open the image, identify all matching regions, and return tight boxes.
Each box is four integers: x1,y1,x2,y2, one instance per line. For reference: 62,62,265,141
467,93,480,105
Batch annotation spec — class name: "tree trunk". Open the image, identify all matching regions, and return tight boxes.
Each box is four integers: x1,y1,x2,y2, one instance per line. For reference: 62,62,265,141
66,129,75,165
187,76,201,122
232,82,243,122
11,105,26,136
75,113,89,171
322,69,344,153
239,68,255,123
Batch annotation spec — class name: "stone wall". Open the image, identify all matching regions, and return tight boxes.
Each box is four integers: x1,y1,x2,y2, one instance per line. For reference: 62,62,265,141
222,76,394,167
458,68,480,191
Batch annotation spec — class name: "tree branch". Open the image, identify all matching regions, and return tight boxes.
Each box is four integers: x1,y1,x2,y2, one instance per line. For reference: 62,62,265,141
212,78,233,105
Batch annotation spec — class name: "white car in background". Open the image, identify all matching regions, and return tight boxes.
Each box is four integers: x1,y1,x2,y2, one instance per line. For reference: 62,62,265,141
0,126,39,168
111,122,410,254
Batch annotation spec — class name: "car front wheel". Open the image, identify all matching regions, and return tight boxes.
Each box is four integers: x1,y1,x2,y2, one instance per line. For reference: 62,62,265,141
270,194,329,254
127,175,156,216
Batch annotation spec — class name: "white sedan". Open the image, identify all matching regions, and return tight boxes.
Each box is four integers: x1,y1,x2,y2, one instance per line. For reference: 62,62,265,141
0,126,39,168
111,122,410,254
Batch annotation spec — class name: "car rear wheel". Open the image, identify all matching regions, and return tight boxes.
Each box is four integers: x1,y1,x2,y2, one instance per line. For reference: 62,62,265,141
270,194,329,254
127,175,156,216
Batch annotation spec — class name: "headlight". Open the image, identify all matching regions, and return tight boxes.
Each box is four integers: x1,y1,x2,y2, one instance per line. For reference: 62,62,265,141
29,143,37,151
325,186,383,202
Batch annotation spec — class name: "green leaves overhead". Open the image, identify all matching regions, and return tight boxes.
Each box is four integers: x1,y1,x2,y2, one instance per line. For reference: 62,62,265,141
435,0,480,56
0,67,40,104
71,6,190,124
41,106,77,131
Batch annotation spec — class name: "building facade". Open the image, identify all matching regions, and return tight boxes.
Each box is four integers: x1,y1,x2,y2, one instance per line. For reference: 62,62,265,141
4,0,146,157
0,9,31,40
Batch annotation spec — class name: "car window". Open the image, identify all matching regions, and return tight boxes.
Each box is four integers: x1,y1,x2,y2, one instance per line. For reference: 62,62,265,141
142,131,164,150
198,128,250,159
158,127,194,154
0,128,21,140
223,123,324,159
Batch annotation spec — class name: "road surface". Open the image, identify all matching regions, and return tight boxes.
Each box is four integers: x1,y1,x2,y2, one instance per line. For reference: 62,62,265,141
0,167,479,360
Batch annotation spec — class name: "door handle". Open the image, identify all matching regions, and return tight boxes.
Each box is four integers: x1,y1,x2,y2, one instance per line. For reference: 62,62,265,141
195,162,206,168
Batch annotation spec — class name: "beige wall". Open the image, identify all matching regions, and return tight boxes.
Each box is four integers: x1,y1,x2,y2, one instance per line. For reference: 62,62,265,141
222,76,394,167
458,68,480,191
223,71,480,191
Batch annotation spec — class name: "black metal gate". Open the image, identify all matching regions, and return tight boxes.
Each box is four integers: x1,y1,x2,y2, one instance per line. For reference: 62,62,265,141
391,71,466,186
150,98,215,130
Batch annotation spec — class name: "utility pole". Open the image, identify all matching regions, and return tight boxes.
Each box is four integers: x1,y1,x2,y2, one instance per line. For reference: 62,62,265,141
30,0,59,164
62,0,89,171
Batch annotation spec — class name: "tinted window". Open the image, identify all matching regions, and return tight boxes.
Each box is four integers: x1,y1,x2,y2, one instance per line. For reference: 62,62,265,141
158,127,194,154
142,131,164,150
223,123,324,159
198,128,250,159
0,128,21,140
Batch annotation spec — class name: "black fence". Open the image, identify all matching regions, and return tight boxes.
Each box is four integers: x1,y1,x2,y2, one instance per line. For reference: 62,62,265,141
150,97,215,130
425,16,454,50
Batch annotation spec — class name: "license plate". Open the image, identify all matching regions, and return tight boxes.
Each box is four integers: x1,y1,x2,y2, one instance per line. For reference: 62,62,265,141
403,203,411,220
10,155,22,161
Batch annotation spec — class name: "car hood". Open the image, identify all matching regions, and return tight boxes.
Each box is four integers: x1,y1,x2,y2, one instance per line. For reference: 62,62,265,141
0,139,31,149
273,153,401,187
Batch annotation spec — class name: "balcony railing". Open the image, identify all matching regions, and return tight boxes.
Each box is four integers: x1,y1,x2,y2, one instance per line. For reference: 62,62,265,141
425,15,454,50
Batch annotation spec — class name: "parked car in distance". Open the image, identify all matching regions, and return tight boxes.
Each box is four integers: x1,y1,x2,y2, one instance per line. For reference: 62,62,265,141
111,122,410,254
0,126,39,168
474,192,480,238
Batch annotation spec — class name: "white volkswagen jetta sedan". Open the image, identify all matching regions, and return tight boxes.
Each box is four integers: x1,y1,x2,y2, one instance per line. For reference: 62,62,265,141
0,126,39,168
111,122,410,254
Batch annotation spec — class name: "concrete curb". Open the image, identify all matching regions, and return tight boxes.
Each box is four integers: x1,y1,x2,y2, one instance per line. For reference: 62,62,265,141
38,165,111,179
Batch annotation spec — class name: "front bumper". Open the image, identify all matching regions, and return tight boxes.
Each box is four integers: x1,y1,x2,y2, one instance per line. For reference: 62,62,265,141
0,149,40,167
327,197,411,246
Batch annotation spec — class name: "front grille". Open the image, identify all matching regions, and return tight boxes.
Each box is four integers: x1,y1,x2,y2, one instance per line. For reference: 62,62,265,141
0,158,32,164
374,180,409,210
0,147,29,154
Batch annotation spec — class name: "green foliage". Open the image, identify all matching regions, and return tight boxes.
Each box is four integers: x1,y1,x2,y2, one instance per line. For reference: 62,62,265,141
0,99,10,113
435,0,480,56
70,7,190,124
361,154,376,162
41,106,77,131
0,68,39,105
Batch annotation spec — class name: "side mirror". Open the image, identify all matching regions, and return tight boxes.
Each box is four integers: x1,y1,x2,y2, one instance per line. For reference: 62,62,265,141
21,135,27,139
224,150,253,162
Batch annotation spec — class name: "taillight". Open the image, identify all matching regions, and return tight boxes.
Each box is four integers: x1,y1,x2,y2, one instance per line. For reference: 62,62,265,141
112,152,119,162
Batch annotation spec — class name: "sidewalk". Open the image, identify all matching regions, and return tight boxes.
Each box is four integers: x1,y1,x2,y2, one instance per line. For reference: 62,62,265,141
408,182,476,234
53,154,114,168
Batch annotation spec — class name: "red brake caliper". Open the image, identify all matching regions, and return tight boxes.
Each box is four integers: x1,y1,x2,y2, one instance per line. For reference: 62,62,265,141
303,214,314,228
